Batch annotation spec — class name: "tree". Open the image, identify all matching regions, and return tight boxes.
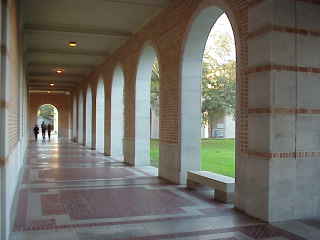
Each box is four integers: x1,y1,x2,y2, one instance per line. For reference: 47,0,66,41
147,23,237,139
151,60,160,116
38,105,55,122
201,31,236,137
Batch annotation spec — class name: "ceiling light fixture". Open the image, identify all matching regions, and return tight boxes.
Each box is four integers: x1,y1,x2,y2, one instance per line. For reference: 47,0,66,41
56,69,64,74
50,83,55,87
68,41,77,47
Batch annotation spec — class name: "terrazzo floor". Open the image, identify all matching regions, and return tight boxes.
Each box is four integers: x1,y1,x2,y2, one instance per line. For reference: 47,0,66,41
10,139,320,240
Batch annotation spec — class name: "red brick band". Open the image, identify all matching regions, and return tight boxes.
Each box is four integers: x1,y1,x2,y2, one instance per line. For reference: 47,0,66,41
248,151,320,159
248,0,320,9
248,0,265,8
298,0,320,5
248,24,320,40
246,64,320,74
249,108,320,115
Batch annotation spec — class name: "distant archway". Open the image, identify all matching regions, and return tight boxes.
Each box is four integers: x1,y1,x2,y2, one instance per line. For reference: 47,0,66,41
96,79,105,153
135,44,158,166
111,66,124,159
37,104,59,139
86,86,93,148
78,92,84,144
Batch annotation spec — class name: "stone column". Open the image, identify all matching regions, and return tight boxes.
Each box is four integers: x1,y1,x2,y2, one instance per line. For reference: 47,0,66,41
91,86,97,150
238,0,320,222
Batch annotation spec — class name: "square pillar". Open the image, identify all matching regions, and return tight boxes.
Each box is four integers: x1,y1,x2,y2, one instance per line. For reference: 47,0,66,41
237,0,320,222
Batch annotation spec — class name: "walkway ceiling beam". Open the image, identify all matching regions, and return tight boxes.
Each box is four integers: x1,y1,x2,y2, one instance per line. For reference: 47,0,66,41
28,90,71,94
100,0,168,8
24,24,132,38
28,72,85,79
28,80,77,86
28,85,76,90
27,48,108,58
28,79,83,84
27,62,95,70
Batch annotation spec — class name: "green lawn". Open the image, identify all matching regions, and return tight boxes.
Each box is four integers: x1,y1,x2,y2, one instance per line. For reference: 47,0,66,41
150,139,160,168
150,139,235,178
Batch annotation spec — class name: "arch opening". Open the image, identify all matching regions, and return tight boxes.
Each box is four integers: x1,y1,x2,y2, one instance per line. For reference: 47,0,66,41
181,7,237,182
72,95,77,141
135,45,159,168
86,86,93,148
78,92,84,144
96,79,105,153
150,60,160,168
111,66,125,160
37,104,59,140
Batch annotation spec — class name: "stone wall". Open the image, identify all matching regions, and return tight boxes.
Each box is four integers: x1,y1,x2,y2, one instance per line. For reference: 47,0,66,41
0,0,29,239
246,0,320,222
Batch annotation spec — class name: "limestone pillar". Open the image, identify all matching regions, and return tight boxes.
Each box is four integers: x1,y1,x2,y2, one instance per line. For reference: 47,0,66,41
238,0,320,222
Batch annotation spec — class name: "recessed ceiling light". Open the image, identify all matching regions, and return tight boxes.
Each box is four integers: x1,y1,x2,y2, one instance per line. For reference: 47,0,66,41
50,83,55,87
68,41,77,47
56,69,64,74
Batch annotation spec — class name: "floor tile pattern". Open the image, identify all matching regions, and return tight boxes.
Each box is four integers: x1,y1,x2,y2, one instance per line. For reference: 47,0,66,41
10,139,320,239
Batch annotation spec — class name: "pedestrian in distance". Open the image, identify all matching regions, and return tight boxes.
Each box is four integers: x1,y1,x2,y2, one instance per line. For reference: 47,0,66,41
47,123,53,141
41,121,47,140
33,124,39,141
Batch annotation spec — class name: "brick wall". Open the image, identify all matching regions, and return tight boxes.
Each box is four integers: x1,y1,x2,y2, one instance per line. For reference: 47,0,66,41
77,0,249,182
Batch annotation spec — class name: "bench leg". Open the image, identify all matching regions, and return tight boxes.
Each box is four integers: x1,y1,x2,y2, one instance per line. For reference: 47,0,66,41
214,190,234,203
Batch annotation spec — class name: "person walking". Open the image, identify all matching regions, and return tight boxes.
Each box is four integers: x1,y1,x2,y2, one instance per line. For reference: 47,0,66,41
47,123,53,141
33,124,39,141
41,121,47,140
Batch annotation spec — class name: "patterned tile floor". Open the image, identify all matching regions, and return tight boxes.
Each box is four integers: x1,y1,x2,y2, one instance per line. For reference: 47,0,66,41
10,139,320,239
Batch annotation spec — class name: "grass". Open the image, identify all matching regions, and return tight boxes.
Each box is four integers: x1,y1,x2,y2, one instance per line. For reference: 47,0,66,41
150,138,235,178
150,139,160,168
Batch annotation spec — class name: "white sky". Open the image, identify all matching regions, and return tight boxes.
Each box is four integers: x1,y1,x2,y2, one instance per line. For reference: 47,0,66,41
205,13,236,62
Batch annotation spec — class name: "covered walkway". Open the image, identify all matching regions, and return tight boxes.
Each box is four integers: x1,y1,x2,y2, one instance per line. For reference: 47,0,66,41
2,0,320,239
11,141,317,240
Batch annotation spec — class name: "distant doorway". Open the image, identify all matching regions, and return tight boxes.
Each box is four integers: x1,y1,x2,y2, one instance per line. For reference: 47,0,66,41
37,104,59,139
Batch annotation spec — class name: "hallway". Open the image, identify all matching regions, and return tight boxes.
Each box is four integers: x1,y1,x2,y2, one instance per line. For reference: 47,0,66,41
9,141,317,240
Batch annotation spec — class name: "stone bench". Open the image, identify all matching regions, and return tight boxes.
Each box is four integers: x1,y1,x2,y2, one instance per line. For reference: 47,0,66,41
187,171,235,203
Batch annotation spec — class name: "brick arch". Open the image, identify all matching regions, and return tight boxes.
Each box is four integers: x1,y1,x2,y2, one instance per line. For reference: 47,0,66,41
111,65,125,159
78,92,84,144
79,0,247,185
133,43,160,166
179,0,243,184
72,93,78,141
85,85,93,148
95,76,105,153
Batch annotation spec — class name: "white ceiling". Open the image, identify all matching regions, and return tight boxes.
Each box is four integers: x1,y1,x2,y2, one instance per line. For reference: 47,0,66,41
23,0,170,91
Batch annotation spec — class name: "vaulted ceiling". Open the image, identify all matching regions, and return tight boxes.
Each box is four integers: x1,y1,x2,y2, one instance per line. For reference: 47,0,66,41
23,0,171,93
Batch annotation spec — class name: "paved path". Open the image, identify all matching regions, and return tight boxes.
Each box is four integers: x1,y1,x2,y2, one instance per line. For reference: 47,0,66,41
10,140,319,239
